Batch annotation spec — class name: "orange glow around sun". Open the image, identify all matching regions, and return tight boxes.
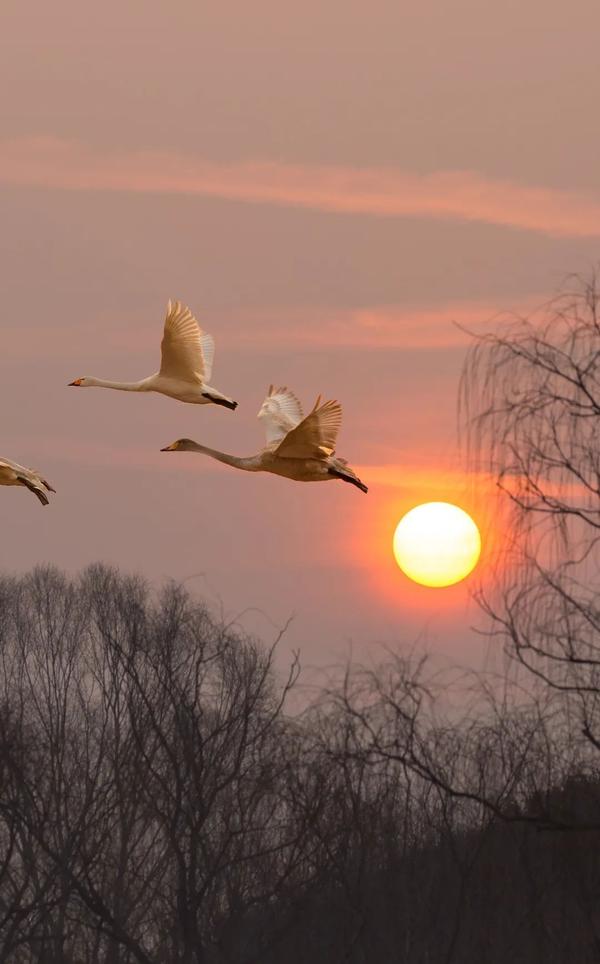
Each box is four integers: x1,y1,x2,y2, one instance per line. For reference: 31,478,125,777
393,502,481,588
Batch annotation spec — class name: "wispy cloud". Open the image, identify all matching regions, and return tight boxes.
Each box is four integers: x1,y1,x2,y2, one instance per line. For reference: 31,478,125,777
218,298,543,352
1,297,542,363
2,137,600,237
353,463,493,492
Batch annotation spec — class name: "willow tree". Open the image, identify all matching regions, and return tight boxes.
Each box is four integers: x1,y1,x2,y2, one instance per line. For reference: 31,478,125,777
324,280,600,851
461,273,600,756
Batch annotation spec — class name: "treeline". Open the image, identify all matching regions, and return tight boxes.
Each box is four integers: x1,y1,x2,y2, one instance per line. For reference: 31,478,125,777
1,565,600,963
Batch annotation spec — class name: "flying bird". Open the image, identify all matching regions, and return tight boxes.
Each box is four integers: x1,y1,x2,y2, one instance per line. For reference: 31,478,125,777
69,300,237,410
161,386,367,493
0,457,55,506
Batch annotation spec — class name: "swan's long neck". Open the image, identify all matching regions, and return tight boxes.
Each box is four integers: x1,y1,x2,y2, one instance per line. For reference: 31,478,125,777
87,377,148,392
181,442,255,471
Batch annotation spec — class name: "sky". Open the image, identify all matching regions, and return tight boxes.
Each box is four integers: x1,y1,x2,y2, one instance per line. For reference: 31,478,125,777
2,0,600,677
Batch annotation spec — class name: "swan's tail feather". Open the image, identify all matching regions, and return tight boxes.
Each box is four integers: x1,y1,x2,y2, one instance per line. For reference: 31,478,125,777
31,468,56,493
328,467,368,494
40,477,56,493
202,393,238,411
17,476,50,505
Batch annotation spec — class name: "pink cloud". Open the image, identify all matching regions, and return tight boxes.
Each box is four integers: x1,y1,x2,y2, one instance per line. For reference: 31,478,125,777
353,462,496,492
2,137,600,237
1,298,543,363
216,298,543,352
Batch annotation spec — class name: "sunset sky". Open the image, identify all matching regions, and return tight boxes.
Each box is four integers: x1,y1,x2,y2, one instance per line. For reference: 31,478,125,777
2,0,600,673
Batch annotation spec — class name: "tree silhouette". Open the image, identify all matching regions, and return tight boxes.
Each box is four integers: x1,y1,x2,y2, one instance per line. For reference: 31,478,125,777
1,563,600,960
461,273,600,778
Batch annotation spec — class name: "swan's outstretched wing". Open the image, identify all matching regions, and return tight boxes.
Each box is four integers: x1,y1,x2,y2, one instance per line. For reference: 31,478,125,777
160,300,215,384
275,396,342,459
258,386,304,446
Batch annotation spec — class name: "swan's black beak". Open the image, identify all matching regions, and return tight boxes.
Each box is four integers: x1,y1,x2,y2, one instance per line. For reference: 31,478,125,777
160,442,178,451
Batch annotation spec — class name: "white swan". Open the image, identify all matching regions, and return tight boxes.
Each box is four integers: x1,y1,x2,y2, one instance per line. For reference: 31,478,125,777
69,300,237,410
161,385,368,493
0,457,55,506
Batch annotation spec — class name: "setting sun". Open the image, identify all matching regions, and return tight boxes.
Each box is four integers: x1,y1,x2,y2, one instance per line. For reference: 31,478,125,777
393,502,481,588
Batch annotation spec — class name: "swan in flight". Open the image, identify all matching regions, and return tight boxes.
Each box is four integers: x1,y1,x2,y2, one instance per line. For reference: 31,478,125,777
161,386,368,493
69,300,237,410
0,457,55,506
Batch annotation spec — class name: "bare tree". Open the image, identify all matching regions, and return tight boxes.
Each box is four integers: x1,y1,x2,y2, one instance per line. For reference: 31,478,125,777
0,565,309,963
461,273,600,774
4,557,600,961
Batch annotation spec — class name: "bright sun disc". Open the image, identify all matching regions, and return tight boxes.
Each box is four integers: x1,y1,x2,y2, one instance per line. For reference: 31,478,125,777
393,502,481,588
